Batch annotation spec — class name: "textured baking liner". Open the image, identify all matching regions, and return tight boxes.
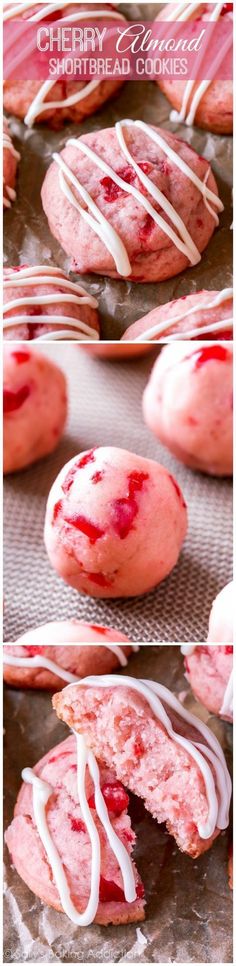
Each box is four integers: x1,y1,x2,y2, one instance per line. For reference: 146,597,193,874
3,644,233,964
3,344,233,642
3,2,233,341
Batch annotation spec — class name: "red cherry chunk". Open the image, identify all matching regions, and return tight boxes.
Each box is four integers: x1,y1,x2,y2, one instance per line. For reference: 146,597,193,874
193,345,229,370
99,876,126,903
3,384,30,413
88,781,129,815
11,351,30,364
63,512,104,544
223,646,233,653
25,646,44,656
220,3,233,14
69,816,86,833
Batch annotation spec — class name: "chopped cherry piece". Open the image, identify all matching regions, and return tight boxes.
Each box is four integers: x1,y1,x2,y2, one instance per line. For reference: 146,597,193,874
86,571,112,588
192,345,229,369
52,500,63,523
136,881,145,899
89,624,108,635
62,450,96,494
101,177,123,203
3,384,30,413
69,816,86,833
11,350,30,364
220,3,233,14
99,877,126,903
223,646,233,653
63,512,104,544
25,646,44,656
111,471,149,539
168,473,187,509
133,738,145,757
139,213,154,243
91,470,103,484
88,781,129,815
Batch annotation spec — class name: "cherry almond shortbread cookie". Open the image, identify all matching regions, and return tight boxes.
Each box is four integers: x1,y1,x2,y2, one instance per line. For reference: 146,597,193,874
44,446,187,597
143,343,233,476
3,266,100,342
5,735,145,925
181,645,233,720
41,121,223,282
3,3,126,128
53,675,232,858
3,641,138,690
155,3,233,135
3,344,67,473
122,289,233,343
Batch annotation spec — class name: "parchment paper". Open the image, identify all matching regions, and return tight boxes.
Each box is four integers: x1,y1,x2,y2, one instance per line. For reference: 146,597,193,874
3,3,233,341
3,644,233,964
3,343,233,643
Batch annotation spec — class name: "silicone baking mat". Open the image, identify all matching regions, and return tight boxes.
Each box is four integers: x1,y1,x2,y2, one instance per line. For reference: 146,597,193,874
3,2,233,341
3,645,233,964
3,345,233,642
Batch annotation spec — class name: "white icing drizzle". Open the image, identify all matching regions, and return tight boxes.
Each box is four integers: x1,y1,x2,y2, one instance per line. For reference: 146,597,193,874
181,645,196,655
22,731,136,925
3,3,126,127
53,118,222,278
220,669,233,718
165,2,232,127
3,265,99,340
3,123,20,208
66,674,231,839
3,644,139,678
133,288,233,342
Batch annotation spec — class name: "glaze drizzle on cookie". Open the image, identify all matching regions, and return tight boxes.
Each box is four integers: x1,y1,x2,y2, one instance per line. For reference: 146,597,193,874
3,3,126,127
163,2,232,127
3,265,99,341
3,644,139,680
133,289,233,342
53,119,223,277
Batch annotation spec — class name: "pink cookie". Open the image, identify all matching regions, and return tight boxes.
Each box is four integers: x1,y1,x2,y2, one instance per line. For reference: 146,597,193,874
3,4,125,128
3,344,67,473
121,289,233,343
41,120,222,283
155,4,233,134
5,735,144,925
53,676,231,858
181,645,233,720
143,343,233,475
3,265,100,341
3,640,138,690
3,117,20,210
44,446,187,598
207,581,234,643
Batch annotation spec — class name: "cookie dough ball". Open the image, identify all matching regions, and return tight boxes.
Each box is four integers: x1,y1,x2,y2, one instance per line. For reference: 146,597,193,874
44,446,187,597
143,343,233,476
3,265,100,341
3,4,126,128
41,121,222,283
121,290,233,342
207,581,234,643
3,117,20,209
3,345,67,473
155,4,233,134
